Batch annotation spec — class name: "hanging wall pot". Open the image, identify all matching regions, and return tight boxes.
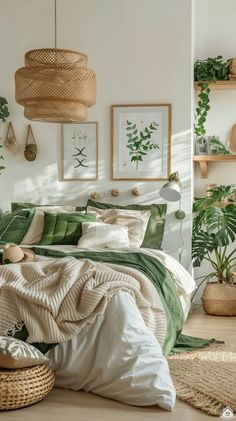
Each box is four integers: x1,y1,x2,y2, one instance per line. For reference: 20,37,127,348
4,122,19,153
24,125,37,161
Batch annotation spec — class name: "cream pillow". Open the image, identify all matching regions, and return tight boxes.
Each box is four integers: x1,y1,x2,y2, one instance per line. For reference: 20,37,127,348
0,336,48,369
78,222,130,249
86,207,150,248
21,206,77,245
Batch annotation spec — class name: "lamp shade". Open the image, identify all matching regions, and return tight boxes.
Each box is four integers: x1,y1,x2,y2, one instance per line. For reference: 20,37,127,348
15,49,96,123
159,181,181,202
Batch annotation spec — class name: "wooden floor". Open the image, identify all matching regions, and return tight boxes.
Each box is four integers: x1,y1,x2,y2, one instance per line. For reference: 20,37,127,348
3,307,236,421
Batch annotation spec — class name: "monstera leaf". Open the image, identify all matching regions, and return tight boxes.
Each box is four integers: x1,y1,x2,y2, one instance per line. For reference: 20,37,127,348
205,204,236,246
192,230,216,267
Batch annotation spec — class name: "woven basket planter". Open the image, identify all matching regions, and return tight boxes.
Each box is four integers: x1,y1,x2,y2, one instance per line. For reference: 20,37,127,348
201,282,236,316
0,364,55,411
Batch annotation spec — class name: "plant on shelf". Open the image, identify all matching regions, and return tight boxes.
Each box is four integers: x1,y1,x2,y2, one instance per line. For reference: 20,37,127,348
208,135,231,155
192,185,236,316
194,56,230,142
0,97,10,175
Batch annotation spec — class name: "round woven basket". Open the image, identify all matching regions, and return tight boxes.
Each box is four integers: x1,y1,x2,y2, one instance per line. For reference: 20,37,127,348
0,364,55,411
201,282,236,316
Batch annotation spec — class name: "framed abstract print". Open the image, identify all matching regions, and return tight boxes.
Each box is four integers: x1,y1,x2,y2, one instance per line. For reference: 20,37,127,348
62,122,98,181
112,104,171,180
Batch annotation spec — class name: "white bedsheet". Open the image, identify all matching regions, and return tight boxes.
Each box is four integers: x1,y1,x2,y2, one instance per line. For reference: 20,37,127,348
36,246,194,410
47,291,176,411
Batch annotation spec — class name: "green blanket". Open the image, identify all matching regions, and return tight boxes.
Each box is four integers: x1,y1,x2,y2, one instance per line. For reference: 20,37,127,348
30,247,213,355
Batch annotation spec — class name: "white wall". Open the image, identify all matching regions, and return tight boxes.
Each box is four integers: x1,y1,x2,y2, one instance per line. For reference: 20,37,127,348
0,0,193,268
194,0,236,195
193,0,236,297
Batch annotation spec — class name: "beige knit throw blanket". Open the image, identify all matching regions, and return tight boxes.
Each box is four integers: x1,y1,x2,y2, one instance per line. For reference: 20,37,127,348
0,257,166,346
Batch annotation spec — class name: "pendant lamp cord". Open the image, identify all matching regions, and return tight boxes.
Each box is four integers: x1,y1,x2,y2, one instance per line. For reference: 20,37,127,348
54,0,57,49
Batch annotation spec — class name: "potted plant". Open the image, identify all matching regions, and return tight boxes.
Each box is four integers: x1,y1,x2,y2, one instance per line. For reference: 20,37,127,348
207,135,231,155
192,185,236,316
194,56,230,149
0,97,10,175
196,135,208,155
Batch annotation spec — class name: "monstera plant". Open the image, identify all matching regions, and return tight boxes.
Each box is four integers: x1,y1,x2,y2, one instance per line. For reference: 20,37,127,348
0,97,10,175
192,185,236,316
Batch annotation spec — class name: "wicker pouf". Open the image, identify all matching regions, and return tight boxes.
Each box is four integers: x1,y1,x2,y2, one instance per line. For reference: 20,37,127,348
0,364,55,411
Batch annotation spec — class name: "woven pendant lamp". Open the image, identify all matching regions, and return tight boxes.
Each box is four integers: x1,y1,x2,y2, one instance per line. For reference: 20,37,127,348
15,0,96,123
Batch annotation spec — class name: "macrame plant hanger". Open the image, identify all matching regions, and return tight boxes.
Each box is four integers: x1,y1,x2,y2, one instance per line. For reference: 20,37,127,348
4,122,19,154
24,125,37,161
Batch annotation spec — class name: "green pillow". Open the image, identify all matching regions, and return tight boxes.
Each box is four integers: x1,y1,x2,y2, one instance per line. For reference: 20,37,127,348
40,212,97,245
86,199,167,250
0,209,35,244
11,202,87,212
12,202,87,214
11,202,37,212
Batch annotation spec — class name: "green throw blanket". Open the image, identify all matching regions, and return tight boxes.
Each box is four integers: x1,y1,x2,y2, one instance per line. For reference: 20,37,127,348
29,247,213,355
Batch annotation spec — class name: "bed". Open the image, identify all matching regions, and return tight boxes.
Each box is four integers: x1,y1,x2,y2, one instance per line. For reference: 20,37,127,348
0,201,206,411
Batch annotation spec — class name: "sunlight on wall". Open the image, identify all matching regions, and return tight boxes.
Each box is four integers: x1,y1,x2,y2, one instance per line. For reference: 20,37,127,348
0,0,192,270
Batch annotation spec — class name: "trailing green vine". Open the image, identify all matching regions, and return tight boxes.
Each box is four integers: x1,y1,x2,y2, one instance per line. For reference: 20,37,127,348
194,56,230,139
0,97,10,123
194,81,210,138
0,97,10,175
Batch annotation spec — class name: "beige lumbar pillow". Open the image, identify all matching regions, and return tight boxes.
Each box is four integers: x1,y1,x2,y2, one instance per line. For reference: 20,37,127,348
78,222,130,249
0,336,48,369
86,207,150,248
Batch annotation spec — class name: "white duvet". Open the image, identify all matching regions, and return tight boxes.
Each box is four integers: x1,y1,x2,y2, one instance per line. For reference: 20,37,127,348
35,246,195,411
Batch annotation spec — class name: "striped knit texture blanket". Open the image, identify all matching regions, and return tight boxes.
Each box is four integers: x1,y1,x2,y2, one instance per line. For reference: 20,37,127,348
0,257,166,345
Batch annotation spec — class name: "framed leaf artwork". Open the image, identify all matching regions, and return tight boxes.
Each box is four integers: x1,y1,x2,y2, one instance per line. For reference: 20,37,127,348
112,104,171,180
62,122,98,181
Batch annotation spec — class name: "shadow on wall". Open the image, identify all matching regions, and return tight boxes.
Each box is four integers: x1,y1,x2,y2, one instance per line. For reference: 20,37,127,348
1,128,192,268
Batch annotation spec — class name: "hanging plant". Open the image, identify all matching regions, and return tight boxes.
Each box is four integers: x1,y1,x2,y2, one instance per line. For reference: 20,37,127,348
0,97,10,175
194,56,230,139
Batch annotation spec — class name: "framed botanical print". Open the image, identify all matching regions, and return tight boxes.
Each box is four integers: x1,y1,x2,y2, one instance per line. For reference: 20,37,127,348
112,104,171,180
62,122,98,181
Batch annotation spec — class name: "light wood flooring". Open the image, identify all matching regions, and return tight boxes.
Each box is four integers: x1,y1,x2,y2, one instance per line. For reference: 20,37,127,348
3,307,236,421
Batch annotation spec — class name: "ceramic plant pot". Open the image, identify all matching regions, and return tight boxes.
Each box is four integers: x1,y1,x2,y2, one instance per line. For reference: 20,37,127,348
201,282,236,316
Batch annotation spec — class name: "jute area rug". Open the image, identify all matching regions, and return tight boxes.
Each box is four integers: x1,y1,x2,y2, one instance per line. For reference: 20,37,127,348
168,343,236,416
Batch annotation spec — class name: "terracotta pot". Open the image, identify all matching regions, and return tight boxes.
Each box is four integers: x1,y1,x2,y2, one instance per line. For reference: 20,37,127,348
201,282,236,316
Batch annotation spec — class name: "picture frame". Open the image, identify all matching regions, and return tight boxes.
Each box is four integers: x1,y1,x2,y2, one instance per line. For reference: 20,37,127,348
61,122,98,181
112,104,171,180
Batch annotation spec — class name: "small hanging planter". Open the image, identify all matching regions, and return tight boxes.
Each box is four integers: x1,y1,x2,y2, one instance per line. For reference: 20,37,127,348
24,125,37,161
4,122,19,154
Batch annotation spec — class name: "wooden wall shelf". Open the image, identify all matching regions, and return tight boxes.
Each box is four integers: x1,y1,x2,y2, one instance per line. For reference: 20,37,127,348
195,81,236,90
193,155,236,179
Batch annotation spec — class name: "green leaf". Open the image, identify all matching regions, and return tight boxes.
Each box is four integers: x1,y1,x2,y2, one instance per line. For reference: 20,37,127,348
192,230,215,267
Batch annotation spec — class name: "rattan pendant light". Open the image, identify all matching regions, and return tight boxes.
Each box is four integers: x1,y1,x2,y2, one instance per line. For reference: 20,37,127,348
15,0,96,123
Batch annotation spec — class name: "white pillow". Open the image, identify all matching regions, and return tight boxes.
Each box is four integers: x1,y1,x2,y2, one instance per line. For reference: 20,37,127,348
21,206,77,245
47,291,175,410
78,222,130,249
86,207,150,248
